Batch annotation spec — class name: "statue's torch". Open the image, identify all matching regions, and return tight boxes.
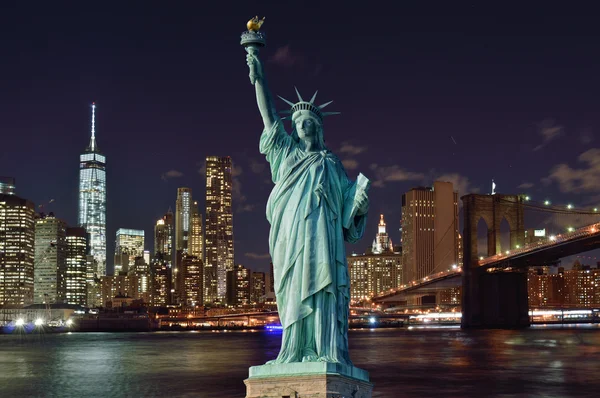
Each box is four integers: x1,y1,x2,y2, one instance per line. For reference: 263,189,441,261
240,16,266,84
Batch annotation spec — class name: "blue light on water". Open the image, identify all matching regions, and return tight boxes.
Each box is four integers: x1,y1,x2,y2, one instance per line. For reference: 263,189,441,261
265,324,283,331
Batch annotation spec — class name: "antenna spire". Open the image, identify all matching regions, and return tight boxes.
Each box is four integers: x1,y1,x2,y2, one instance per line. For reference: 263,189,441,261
91,102,96,140
88,102,97,152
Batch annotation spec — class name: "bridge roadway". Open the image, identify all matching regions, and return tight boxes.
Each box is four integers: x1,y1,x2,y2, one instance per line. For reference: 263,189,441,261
373,221,600,304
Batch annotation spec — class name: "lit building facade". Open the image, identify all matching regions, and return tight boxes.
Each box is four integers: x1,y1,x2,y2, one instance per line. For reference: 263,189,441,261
131,256,151,304
0,177,16,195
372,214,393,254
175,188,192,254
525,228,548,245
205,156,234,304
528,263,600,308
34,213,67,304
251,272,266,304
190,202,203,261
0,194,36,306
114,228,145,274
226,264,251,307
401,181,459,285
150,253,171,306
178,255,203,307
100,274,139,307
348,253,402,302
78,103,107,276
154,210,173,257
65,227,89,306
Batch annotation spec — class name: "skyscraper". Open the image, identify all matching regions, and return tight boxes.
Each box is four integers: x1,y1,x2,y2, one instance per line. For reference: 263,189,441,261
175,188,192,254
251,272,266,304
0,177,16,195
34,213,67,304
150,253,171,306
178,255,203,307
226,264,251,307
65,227,89,306
0,194,36,305
154,209,174,256
190,202,203,261
348,254,403,302
401,181,459,285
114,228,145,274
371,214,394,254
205,156,234,304
348,214,402,302
78,103,107,276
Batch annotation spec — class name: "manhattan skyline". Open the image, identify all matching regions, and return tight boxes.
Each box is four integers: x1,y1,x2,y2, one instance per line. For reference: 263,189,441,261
1,4,599,274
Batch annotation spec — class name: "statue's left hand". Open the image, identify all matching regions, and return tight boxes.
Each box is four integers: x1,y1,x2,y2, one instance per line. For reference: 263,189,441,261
355,190,369,216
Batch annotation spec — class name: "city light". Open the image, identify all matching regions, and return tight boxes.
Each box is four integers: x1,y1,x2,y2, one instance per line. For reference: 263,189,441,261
516,245,520,249
595,208,598,212
549,235,557,241
15,318,24,326
66,319,73,327
34,318,44,326
452,264,457,269
479,256,484,260
505,250,510,255
544,200,551,206
567,227,574,232
524,195,530,201
567,204,573,209
369,317,376,324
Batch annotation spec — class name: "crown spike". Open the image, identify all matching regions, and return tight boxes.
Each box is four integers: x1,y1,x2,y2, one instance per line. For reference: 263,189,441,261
294,86,303,102
278,95,296,107
319,100,333,109
321,112,341,116
309,90,318,104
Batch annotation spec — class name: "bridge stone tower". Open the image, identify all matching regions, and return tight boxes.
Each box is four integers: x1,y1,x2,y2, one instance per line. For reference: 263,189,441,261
461,194,529,328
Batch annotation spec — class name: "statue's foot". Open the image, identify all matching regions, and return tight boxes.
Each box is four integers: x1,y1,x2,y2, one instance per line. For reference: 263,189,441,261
302,355,318,362
265,359,280,365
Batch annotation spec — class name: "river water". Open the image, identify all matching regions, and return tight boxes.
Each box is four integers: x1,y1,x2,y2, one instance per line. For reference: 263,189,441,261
1,325,599,397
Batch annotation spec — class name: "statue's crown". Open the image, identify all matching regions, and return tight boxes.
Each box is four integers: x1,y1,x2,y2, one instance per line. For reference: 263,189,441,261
278,87,340,123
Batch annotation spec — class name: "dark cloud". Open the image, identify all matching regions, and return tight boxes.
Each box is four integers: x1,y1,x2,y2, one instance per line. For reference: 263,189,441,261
533,119,563,151
161,169,183,181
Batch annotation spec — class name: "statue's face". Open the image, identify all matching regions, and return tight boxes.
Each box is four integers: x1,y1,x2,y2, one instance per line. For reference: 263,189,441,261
295,114,318,141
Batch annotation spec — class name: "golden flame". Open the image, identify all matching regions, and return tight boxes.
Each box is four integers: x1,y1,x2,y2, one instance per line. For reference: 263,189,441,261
247,16,265,32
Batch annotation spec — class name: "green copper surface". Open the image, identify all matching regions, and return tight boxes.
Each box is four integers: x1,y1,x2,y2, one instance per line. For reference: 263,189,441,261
249,362,370,382
244,36,371,368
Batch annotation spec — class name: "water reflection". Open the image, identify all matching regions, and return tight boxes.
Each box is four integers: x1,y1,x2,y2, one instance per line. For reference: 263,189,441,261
0,326,599,397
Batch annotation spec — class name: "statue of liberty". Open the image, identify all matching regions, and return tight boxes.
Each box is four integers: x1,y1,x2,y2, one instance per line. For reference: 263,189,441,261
245,40,371,366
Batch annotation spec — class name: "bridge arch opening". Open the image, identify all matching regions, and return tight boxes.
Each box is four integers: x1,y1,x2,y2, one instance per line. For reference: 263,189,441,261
500,217,511,253
477,217,488,258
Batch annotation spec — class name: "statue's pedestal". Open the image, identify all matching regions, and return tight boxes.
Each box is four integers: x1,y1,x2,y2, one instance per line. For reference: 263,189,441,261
244,362,373,398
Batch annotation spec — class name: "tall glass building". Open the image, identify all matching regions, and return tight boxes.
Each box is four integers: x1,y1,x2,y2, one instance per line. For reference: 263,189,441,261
0,194,36,305
0,177,16,195
114,228,145,274
175,188,192,254
34,213,67,304
66,227,89,306
78,103,107,276
205,156,234,304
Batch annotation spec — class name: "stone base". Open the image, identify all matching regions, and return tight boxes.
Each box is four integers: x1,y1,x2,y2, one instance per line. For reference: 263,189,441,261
245,362,373,398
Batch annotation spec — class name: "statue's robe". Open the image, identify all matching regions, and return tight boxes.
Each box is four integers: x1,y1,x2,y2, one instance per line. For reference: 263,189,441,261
260,120,367,364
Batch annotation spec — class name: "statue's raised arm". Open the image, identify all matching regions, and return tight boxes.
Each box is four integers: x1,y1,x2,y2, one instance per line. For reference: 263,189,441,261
246,49,277,132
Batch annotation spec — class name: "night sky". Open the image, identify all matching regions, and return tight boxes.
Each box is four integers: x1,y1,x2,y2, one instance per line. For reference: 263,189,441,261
2,3,599,274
